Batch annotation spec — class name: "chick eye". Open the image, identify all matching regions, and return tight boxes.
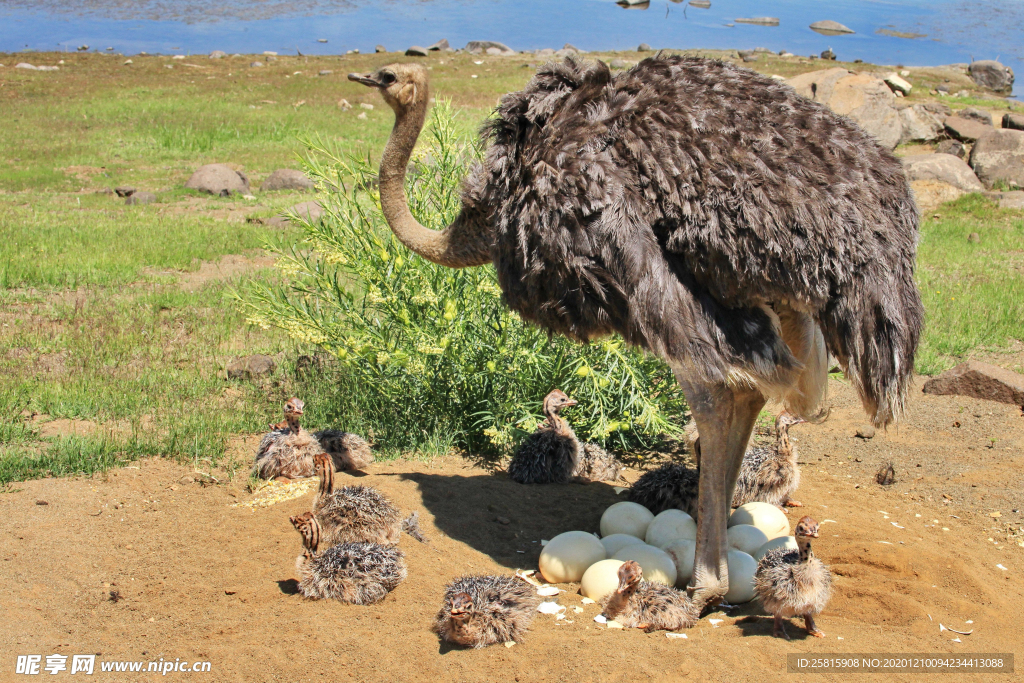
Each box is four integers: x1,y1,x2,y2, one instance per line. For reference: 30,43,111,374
379,72,396,85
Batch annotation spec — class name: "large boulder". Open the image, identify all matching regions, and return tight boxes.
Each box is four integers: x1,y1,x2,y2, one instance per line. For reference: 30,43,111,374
261,169,314,192
809,20,854,35
185,164,250,196
465,40,516,56
969,129,1024,189
898,103,947,144
1003,113,1024,132
967,60,1014,93
903,153,983,209
959,107,993,126
786,69,901,149
262,201,325,228
922,361,1024,408
943,115,992,143
995,191,1024,209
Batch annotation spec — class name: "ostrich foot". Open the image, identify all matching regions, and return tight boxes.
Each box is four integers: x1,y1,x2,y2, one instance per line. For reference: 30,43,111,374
687,585,725,615
785,500,804,507
773,615,791,640
804,614,825,638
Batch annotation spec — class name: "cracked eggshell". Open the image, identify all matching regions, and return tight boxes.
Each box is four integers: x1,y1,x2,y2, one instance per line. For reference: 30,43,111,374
645,509,697,548
580,559,626,601
600,533,645,557
600,502,654,539
725,549,758,604
728,524,770,556
612,544,677,586
753,535,798,560
661,538,696,587
539,531,607,583
729,502,790,539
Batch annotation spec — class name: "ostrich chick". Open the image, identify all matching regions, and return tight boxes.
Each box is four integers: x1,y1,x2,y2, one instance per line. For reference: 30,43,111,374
575,442,622,483
600,561,698,632
733,413,806,509
628,462,700,517
433,575,542,648
313,429,374,472
292,517,407,605
253,397,321,479
308,453,403,546
754,516,832,639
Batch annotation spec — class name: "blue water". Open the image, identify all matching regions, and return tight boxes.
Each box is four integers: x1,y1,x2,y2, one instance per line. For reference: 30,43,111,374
2,0,1021,95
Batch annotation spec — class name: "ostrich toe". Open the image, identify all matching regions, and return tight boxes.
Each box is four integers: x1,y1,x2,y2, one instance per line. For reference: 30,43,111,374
804,614,825,638
785,500,804,507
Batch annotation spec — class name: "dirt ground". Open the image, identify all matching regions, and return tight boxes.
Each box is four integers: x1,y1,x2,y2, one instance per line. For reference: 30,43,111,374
1,377,1022,682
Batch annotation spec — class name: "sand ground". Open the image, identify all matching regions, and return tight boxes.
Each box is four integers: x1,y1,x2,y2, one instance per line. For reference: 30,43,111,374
1,377,1022,682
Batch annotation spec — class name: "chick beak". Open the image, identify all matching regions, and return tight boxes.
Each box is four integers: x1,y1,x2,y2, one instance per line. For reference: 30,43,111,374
563,399,578,408
347,72,380,87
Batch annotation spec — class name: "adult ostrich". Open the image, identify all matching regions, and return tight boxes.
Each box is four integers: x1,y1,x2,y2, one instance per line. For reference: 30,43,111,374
347,56,923,615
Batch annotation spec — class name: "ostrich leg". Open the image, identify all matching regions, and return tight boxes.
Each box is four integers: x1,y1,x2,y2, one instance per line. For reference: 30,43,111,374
676,374,765,612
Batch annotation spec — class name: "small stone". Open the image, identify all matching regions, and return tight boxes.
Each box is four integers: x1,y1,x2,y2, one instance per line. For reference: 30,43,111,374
125,191,156,205
114,186,136,198
185,164,250,196
209,50,226,59
944,115,992,142
35,500,49,506
689,0,711,7
427,39,450,51
876,462,897,486
357,112,367,119
337,98,352,110
735,17,780,26
809,20,855,35
856,426,876,439
960,107,993,126
360,102,374,110
318,69,332,76
967,232,981,243
883,72,912,95
935,139,966,159
250,61,264,68
742,54,759,63
465,40,515,56
496,516,511,525
375,45,387,53
405,46,428,57
922,360,1024,407
1002,113,1024,131
123,59,133,65
820,48,836,61
637,43,652,52
609,59,630,69
179,476,195,485
261,169,314,192
226,354,276,380
317,39,327,43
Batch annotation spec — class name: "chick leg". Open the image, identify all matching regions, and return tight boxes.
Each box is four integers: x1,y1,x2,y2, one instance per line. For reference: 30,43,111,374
804,613,826,638
773,615,790,640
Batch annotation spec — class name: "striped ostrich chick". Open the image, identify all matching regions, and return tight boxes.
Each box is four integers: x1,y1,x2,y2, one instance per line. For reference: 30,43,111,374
253,397,321,479
600,560,698,632
291,515,407,605
754,516,832,639
732,413,806,509
433,575,542,648
575,442,622,483
311,452,403,546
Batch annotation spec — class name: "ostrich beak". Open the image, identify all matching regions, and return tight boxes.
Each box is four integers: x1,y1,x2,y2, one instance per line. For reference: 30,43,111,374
347,72,381,87
563,398,578,407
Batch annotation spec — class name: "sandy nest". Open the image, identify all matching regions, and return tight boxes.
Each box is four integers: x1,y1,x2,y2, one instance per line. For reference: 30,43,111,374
1,378,1022,681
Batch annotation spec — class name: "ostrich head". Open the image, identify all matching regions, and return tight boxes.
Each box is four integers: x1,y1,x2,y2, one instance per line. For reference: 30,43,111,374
448,592,474,624
542,389,577,432
346,63,492,269
290,511,320,552
793,516,820,560
775,412,805,455
313,452,334,496
615,560,644,594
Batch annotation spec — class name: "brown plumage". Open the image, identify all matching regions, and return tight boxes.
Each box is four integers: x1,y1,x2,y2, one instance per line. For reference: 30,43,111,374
628,462,700,517
754,516,832,639
433,575,541,648
254,398,373,478
732,413,806,509
576,442,621,483
350,54,921,615
307,452,403,546
600,560,698,632
292,519,406,605
313,429,374,472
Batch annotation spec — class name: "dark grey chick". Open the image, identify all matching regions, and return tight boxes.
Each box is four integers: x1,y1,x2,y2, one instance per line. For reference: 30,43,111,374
507,389,580,484
600,560,698,632
433,575,541,648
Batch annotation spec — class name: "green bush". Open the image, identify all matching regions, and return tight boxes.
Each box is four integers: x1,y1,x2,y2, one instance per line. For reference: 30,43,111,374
239,102,686,455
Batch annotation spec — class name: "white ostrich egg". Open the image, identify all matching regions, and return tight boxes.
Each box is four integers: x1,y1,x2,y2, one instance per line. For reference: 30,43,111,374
727,524,770,556
661,538,696,587
538,531,607,583
725,549,758,604
645,509,697,548
580,559,626,601
754,535,799,561
612,544,678,587
600,502,654,539
600,533,645,557
728,502,790,539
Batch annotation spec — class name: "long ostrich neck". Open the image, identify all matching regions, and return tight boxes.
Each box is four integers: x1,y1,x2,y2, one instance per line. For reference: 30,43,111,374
305,519,321,553
796,535,813,563
543,403,565,434
776,423,793,460
318,461,334,498
286,413,301,434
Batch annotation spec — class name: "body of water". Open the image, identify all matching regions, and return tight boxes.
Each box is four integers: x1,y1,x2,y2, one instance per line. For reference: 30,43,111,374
2,0,1021,96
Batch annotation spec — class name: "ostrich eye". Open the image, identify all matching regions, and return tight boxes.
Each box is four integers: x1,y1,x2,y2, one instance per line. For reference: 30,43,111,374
379,72,396,85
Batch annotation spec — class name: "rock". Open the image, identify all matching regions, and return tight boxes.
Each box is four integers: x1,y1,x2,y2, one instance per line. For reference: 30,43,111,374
967,232,981,243
184,164,250,196
786,68,902,149
617,0,650,6
969,129,1024,189
209,50,226,59
637,43,652,52
536,48,555,57
995,191,1024,209
250,61,264,68
465,41,515,56
820,48,836,61
689,0,711,7
227,355,276,380
753,47,773,53
360,102,374,110
114,186,135,198
1003,113,1024,131
609,59,630,69
903,153,983,191
427,39,450,51
15,63,38,70
495,516,511,525
884,73,912,95
261,169,314,192
405,46,428,57
898,104,945,144
935,139,966,159
317,38,327,43
944,115,992,142
742,54,759,63
375,45,387,53
125,191,156,205
735,17,780,26
855,426,875,439
318,69,332,76
809,20,854,35
357,112,367,120
179,476,195,485
337,98,352,110
922,360,1024,407
960,107,993,126
967,60,1014,93
262,200,327,228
